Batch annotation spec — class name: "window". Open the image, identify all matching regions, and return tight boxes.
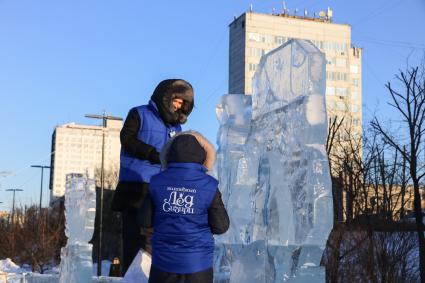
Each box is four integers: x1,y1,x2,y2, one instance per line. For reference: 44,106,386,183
249,63,257,72
274,36,286,45
351,104,359,113
336,101,346,110
350,65,358,74
352,79,359,86
248,32,260,42
326,71,348,81
248,47,266,57
336,87,347,97
326,86,335,95
336,58,347,67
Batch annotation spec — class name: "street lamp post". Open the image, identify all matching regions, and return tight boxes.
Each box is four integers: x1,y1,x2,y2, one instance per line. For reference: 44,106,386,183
31,165,51,211
6,189,23,258
85,111,122,276
6,189,23,225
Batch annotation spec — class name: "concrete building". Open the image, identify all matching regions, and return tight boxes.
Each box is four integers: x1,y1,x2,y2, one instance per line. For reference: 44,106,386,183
49,120,122,204
229,10,362,139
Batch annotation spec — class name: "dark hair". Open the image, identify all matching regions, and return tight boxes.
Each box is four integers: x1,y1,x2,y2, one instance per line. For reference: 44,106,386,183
166,134,206,164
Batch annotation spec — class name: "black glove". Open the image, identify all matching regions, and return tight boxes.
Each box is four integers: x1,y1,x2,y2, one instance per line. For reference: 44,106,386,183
147,149,161,164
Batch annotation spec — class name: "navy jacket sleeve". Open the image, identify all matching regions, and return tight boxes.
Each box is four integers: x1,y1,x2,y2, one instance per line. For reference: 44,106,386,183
208,190,230,235
120,108,160,163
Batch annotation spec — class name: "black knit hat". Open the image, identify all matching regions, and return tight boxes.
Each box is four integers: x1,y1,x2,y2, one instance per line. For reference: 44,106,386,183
166,134,206,164
151,79,194,125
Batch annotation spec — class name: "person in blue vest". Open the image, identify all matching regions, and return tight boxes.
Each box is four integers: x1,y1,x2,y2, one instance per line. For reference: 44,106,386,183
111,79,194,275
140,131,229,283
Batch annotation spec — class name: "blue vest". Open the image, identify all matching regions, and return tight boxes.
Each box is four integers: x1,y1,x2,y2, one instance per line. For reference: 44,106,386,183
118,101,181,183
149,163,218,274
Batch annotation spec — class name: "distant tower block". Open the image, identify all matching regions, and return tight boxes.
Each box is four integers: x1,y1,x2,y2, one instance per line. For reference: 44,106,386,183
228,10,362,159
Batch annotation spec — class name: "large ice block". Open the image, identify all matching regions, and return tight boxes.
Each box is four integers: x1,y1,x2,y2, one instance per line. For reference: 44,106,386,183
215,39,332,282
63,174,96,244
59,173,96,283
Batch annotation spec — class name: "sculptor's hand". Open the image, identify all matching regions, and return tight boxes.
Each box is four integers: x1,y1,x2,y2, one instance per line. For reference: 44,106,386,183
147,150,160,164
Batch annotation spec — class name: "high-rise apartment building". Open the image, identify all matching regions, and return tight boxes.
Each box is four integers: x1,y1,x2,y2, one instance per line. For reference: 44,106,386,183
229,10,362,139
49,120,122,204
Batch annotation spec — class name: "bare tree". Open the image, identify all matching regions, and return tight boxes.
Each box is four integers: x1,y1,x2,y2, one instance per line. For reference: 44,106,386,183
371,65,425,282
324,224,420,283
95,165,119,189
326,116,345,224
0,204,65,273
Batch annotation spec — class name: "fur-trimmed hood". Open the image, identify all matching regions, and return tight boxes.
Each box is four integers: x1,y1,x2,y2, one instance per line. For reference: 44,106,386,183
151,79,194,125
160,131,216,171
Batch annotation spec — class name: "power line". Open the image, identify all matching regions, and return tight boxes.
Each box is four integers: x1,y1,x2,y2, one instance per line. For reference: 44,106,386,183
363,59,386,88
355,35,425,49
1,151,55,182
204,77,228,103
193,29,227,87
351,0,403,26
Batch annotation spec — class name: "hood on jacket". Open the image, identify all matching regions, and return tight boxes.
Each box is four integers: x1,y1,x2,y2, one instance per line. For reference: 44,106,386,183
151,79,194,125
160,131,216,171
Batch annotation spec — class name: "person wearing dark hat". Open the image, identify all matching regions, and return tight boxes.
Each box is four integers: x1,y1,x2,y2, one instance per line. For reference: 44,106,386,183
139,131,230,283
111,79,194,275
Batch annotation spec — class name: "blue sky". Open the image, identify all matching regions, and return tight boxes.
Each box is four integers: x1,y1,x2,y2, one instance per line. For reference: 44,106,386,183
0,0,424,209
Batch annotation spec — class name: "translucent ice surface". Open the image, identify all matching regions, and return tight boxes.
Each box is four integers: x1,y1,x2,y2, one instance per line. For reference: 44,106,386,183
64,174,96,244
59,174,96,283
214,39,332,282
122,250,151,283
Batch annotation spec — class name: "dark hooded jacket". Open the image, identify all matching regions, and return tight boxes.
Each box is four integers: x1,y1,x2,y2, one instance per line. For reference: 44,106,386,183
139,132,229,279
150,79,194,125
112,79,194,212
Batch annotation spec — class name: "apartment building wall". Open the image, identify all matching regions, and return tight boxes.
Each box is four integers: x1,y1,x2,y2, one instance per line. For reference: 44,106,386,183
229,12,362,138
49,120,122,204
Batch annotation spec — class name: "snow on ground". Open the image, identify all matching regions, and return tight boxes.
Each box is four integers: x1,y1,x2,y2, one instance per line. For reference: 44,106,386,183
0,258,26,273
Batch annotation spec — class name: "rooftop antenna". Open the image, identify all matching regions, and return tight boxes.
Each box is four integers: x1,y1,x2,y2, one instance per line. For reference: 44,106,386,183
272,7,276,14
283,1,287,14
249,3,253,12
294,8,299,16
304,9,308,16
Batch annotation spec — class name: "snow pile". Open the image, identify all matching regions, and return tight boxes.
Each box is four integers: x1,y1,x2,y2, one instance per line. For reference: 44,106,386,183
0,258,24,273
122,250,150,283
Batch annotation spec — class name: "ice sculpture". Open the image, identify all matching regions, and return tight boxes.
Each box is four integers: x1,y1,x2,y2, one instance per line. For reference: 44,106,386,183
214,39,333,282
59,173,97,283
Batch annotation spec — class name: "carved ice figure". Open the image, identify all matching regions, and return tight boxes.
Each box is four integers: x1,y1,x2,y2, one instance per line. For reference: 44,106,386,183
214,39,333,283
59,173,96,283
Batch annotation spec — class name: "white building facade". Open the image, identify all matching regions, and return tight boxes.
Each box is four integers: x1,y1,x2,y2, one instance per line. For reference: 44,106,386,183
49,120,122,204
